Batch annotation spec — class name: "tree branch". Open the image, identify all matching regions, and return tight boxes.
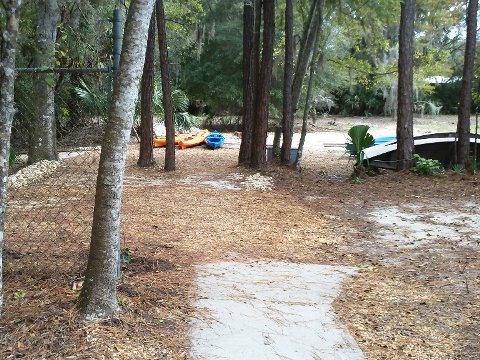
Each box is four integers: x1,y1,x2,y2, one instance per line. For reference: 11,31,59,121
328,58,397,77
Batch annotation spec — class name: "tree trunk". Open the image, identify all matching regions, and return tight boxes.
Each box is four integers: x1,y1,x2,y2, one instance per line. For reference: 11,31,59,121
0,0,23,320
138,11,156,168
156,0,175,171
250,0,274,170
245,0,262,160
297,14,322,171
78,0,155,321
396,0,415,171
272,125,281,158
253,0,261,88
281,0,294,165
238,0,255,164
457,0,478,167
29,0,60,164
291,0,324,113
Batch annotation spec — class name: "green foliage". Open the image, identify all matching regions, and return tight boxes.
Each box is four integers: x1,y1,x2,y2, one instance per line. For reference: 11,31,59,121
350,176,365,184
178,1,243,113
180,40,243,113
75,78,109,117
11,0,469,125
9,147,19,167
411,154,443,175
451,164,465,174
469,155,480,173
346,125,375,166
164,0,204,42
14,292,26,301
75,73,198,131
173,112,199,132
13,75,35,144
117,296,128,306
171,89,189,113
333,86,386,116
121,248,132,264
431,79,462,114
44,75,56,88
150,84,199,131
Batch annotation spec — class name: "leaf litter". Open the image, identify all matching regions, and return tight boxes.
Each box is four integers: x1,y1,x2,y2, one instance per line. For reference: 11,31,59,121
1,116,479,359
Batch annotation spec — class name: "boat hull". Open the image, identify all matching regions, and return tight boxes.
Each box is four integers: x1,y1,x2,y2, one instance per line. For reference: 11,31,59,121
205,131,225,149
362,132,480,169
178,130,210,149
153,134,188,148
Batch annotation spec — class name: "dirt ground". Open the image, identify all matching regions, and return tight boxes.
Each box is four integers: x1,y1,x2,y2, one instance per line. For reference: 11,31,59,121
1,115,479,359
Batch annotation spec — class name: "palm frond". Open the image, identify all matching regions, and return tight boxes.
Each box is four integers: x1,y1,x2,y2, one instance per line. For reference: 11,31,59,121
74,78,108,116
171,89,189,112
173,112,199,132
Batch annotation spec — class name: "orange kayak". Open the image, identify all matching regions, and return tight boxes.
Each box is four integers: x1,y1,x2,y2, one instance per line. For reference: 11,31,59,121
153,134,189,148
178,130,210,149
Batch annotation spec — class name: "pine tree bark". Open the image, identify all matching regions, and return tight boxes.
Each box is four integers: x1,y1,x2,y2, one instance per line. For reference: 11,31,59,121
0,0,23,320
138,11,156,168
29,0,59,164
396,0,415,171
247,0,262,158
156,0,175,171
78,0,155,320
250,0,275,170
457,0,478,167
291,0,324,113
281,0,294,165
297,17,322,170
238,0,255,164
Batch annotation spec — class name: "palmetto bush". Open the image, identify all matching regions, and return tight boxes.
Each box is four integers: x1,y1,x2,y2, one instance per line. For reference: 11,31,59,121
151,85,199,132
74,78,109,117
75,77,198,131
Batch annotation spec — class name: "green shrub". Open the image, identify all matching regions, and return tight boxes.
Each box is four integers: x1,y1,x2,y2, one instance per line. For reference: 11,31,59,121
9,147,18,167
451,164,465,174
411,154,443,175
469,155,479,173
350,176,365,184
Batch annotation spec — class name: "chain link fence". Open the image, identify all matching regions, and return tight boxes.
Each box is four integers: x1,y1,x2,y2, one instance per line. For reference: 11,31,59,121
4,70,110,288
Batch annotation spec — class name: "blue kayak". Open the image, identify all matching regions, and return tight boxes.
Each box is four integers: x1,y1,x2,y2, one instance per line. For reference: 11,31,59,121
205,131,225,149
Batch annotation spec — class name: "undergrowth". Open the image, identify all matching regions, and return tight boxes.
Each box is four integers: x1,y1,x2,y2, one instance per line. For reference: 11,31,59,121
411,154,443,175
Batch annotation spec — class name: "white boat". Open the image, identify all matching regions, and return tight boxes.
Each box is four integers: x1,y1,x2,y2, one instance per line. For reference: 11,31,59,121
362,132,480,169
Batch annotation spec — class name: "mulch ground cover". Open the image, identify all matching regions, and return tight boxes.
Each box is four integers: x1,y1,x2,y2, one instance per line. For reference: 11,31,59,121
1,116,479,359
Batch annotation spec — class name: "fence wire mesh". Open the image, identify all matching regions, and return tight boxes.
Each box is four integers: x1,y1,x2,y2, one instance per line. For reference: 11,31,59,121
4,70,109,288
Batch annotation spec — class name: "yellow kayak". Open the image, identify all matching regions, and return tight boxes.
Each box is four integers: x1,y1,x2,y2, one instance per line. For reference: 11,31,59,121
153,134,189,148
178,130,210,149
